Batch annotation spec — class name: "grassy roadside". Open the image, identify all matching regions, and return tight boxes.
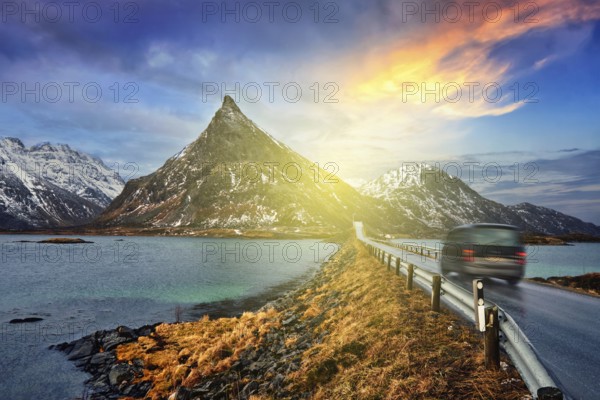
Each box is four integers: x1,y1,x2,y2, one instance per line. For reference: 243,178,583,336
113,238,529,399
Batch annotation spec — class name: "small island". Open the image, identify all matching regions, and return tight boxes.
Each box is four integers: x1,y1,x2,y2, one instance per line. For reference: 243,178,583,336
37,238,94,244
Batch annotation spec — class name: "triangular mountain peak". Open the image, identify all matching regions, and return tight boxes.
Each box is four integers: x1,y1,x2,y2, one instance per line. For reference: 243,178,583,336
221,95,241,112
95,98,368,230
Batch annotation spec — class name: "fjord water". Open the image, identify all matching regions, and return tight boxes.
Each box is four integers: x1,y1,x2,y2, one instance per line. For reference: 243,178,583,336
392,239,600,278
0,235,337,400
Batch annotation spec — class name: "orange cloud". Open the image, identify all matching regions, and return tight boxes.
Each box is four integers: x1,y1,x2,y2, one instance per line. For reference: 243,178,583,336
346,0,600,118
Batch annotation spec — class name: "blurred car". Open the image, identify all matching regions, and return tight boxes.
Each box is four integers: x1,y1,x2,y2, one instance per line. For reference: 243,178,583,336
440,223,526,284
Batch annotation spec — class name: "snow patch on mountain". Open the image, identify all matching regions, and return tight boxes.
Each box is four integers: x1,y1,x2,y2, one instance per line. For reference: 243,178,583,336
0,137,124,229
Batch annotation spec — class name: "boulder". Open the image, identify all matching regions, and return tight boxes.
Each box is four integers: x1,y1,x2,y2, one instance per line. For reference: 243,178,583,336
108,363,134,386
67,338,96,360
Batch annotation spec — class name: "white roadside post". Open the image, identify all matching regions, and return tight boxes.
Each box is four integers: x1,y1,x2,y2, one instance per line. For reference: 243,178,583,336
473,279,485,332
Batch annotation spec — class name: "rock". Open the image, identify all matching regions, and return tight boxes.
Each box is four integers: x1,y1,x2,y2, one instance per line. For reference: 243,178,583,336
9,317,43,324
73,356,91,368
68,338,96,360
282,315,297,326
136,324,158,337
173,386,192,400
108,363,134,386
89,377,111,394
272,373,285,388
100,332,129,352
116,325,136,339
243,380,259,395
249,360,269,372
49,341,71,351
129,381,152,397
89,352,116,371
132,358,144,368
37,238,93,244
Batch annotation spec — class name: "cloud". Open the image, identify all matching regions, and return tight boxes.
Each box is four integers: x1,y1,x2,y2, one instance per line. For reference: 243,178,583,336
0,0,598,225
337,0,600,117
455,149,600,224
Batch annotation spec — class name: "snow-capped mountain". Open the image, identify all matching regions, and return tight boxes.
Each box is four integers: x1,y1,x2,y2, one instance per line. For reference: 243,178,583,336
361,164,523,235
508,202,600,236
0,137,124,229
360,165,600,236
95,96,372,230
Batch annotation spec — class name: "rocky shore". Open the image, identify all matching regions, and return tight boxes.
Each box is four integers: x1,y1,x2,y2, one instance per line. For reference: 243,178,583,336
52,251,338,400
52,287,326,399
50,324,159,398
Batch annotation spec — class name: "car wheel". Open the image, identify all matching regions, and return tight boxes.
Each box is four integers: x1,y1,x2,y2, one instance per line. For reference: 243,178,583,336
440,262,449,275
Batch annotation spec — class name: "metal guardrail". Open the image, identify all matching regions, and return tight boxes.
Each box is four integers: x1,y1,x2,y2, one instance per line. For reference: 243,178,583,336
358,231,564,400
371,238,441,260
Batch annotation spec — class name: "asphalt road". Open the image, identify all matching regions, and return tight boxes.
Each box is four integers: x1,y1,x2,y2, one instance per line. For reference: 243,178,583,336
355,222,600,400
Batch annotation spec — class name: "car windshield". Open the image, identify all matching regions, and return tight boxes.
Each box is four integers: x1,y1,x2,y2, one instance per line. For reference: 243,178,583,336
468,228,521,246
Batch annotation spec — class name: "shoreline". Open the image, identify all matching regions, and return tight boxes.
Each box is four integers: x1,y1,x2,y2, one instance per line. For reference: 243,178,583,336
54,238,529,400
0,227,337,240
50,251,332,399
184,268,320,320
528,273,600,297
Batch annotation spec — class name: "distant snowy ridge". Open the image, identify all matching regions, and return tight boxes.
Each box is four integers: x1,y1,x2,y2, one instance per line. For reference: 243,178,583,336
360,165,600,236
0,137,124,229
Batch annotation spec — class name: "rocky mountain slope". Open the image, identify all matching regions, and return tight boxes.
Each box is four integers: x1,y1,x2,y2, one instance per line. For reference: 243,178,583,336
0,138,124,229
94,96,375,231
360,164,600,237
2,100,594,237
508,202,600,236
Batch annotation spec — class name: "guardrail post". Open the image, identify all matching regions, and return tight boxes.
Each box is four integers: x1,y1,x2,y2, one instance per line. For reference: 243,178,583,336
484,306,499,370
395,258,400,276
387,254,392,270
431,275,441,312
406,264,414,290
537,387,563,400
381,251,385,264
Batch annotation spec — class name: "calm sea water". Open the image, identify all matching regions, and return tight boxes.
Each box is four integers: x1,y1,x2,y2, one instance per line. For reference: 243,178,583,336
0,235,338,400
391,239,600,278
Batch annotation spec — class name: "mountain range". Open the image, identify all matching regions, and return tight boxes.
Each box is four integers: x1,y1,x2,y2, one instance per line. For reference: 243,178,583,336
2,97,599,238
0,137,124,230
360,164,600,237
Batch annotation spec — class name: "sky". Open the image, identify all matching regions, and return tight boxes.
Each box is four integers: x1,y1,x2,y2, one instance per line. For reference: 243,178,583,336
0,0,599,223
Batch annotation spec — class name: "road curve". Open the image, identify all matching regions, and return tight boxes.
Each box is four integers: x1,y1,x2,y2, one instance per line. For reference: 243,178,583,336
355,222,600,400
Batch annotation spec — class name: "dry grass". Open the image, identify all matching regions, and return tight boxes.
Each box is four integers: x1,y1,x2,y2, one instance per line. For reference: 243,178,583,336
116,309,281,399
114,238,530,400
282,240,530,400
